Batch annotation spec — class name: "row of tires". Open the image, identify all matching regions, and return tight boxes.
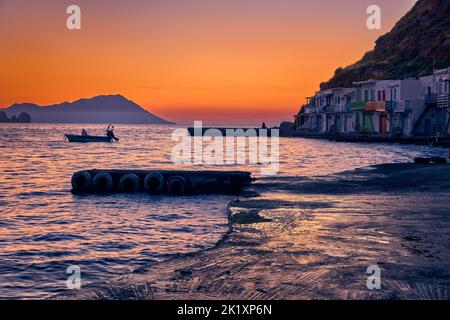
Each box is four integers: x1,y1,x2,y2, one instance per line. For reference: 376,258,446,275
72,171,188,195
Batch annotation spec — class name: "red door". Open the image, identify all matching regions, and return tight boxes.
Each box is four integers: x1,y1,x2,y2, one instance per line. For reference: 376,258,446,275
379,115,387,134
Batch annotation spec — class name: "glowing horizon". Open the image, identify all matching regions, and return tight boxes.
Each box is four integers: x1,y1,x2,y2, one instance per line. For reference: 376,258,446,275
0,0,416,125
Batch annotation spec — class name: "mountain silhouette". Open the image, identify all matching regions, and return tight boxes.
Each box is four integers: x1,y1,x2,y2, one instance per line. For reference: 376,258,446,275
1,94,174,124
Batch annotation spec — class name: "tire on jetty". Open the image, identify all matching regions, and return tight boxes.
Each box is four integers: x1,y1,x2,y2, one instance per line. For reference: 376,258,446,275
92,172,114,193
414,157,431,164
144,172,165,193
71,171,92,193
167,176,188,195
430,156,448,164
119,173,140,193
71,170,252,195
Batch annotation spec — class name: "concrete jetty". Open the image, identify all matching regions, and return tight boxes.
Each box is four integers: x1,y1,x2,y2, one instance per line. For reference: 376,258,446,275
62,162,450,300
187,127,277,137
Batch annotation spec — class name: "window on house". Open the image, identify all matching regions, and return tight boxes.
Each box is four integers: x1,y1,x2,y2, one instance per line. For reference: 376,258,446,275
370,89,375,101
364,90,369,101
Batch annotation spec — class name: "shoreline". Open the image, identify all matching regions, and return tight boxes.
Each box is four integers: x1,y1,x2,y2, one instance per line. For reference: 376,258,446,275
61,162,450,300
280,131,450,148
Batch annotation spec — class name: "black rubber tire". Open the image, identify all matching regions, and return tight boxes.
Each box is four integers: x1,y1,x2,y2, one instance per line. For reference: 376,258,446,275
71,171,92,192
414,157,431,164
119,173,140,193
92,172,114,193
167,176,188,195
144,172,165,193
430,156,448,164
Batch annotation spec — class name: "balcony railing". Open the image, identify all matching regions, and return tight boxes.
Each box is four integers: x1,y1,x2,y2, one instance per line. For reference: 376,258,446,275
365,101,386,112
425,94,437,104
437,95,450,109
385,101,396,112
325,105,336,113
349,101,386,112
303,105,317,114
339,104,350,112
349,101,365,111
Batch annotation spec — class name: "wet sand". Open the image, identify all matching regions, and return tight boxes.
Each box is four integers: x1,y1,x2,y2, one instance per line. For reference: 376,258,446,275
62,163,450,300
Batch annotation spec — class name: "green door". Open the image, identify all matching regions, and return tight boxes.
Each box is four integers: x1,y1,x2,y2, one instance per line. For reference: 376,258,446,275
335,115,341,133
363,113,374,133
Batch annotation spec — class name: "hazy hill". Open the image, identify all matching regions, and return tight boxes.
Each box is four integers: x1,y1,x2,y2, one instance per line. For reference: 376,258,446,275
0,111,31,123
1,94,174,124
321,0,450,89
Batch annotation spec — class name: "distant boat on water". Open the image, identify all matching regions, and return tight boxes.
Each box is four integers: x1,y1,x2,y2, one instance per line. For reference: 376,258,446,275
65,134,114,143
65,126,119,143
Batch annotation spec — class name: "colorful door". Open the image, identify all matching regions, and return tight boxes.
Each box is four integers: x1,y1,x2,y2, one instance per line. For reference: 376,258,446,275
335,115,341,133
363,113,374,133
379,115,387,134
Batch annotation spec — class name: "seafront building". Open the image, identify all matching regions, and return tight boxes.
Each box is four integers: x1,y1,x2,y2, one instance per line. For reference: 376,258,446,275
414,67,450,136
295,67,450,137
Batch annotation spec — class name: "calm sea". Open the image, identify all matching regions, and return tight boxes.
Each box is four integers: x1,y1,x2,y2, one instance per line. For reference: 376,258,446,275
0,123,446,299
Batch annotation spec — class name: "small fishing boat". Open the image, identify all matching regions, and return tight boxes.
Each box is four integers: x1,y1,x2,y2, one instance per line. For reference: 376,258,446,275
65,134,113,143
65,127,119,143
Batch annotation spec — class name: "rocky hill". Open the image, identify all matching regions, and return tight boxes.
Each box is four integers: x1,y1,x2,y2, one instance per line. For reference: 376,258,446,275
321,0,450,89
0,111,31,123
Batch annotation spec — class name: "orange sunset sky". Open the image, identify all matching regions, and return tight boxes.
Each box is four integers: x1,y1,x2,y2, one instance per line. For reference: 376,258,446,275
0,0,416,125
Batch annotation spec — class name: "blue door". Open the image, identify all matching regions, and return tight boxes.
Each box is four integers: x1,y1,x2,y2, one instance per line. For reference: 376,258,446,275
424,119,432,135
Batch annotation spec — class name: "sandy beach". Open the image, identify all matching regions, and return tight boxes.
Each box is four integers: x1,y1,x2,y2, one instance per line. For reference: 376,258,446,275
61,162,450,300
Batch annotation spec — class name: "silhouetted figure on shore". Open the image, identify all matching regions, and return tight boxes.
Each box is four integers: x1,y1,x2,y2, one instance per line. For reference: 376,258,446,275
262,122,267,129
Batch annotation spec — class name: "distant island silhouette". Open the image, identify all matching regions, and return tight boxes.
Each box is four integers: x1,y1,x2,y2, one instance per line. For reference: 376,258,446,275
0,111,31,123
0,94,174,124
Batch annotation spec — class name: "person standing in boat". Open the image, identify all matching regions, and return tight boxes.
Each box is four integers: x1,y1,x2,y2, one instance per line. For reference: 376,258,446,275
106,124,119,141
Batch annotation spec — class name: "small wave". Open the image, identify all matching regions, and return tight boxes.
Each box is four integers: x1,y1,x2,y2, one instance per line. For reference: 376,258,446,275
17,191,64,198
154,213,181,221
30,233,87,242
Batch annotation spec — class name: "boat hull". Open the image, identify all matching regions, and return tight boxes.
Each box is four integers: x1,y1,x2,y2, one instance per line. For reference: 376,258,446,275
65,134,113,143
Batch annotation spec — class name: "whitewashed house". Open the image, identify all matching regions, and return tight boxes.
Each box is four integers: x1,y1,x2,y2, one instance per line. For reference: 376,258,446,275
385,79,424,136
415,68,450,136
332,88,355,134
351,80,390,134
